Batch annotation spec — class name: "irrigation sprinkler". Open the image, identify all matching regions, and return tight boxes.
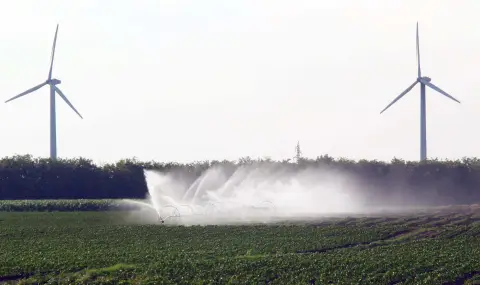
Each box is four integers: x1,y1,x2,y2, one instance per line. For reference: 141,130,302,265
157,205,181,224
126,198,278,224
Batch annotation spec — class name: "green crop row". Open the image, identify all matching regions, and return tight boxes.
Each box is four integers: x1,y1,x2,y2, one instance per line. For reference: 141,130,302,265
1,212,480,284
0,199,142,212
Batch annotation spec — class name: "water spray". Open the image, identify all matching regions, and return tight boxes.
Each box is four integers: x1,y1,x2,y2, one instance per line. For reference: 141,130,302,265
122,166,359,225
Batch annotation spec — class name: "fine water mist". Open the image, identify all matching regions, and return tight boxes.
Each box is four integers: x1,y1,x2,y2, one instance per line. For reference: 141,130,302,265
122,163,374,225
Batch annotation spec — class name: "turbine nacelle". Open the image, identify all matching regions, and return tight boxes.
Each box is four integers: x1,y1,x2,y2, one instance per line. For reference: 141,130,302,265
48,78,61,85
419,76,431,83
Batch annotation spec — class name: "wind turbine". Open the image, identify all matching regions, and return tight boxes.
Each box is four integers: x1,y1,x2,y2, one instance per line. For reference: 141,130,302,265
5,24,83,161
380,22,460,162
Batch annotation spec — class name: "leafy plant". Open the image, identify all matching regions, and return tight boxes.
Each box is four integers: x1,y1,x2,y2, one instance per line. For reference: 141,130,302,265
1,211,480,284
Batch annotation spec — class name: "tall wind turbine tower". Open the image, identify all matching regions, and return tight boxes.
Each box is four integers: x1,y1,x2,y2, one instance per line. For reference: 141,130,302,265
380,22,461,162
5,24,83,161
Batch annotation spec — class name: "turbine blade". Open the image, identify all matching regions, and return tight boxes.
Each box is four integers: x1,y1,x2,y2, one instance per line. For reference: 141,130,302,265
416,22,421,78
54,86,83,119
48,24,59,80
380,81,418,114
5,82,48,103
425,81,461,104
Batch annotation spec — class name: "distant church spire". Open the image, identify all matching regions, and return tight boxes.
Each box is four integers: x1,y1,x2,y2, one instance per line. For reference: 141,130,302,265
295,141,302,162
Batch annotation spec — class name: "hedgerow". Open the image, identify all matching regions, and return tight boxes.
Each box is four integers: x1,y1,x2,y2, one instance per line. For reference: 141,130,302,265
0,154,480,204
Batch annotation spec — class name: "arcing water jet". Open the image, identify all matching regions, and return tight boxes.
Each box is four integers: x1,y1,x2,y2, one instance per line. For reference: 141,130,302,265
123,163,361,225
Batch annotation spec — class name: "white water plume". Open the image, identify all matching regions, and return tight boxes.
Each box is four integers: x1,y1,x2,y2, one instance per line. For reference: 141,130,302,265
123,164,365,225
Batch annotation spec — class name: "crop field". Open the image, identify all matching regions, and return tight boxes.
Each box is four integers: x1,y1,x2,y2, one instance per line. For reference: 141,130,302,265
1,201,480,284
0,199,135,212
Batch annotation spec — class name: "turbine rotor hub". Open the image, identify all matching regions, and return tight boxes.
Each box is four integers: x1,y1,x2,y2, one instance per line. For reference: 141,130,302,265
49,78,61,85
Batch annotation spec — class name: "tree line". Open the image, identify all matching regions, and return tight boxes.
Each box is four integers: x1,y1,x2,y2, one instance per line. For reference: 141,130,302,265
0,154,480,205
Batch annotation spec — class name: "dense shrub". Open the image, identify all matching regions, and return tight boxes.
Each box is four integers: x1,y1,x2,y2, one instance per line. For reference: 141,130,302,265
0,154,480,205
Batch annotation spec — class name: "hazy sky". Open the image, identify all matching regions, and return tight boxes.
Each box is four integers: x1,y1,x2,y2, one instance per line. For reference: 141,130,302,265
0,0,478,164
